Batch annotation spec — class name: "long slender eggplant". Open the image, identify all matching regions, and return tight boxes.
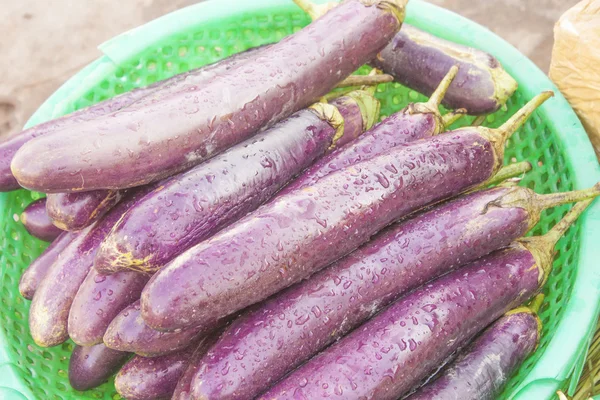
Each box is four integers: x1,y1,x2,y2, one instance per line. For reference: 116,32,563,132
0,46,267,192
141,92,552,332
94,91,379,275
259,201,591,400
407,297,544,400
114,335,219,400
11,0,408,192
20,198,63,241
18,231,78,300
68,269,150,346
69,343,130,391
188,183,598,399
294,0,518,115
103,300,205,357
281,66,462,195
46,190,123,231
28,186,155,347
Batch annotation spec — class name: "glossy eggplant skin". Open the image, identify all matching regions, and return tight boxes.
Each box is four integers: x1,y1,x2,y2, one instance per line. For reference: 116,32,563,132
20,198,63,241
11,0,406,192
407,310,540,400
46,190,122,231
187,187,530,400
19,231,78,300
142,129,497,332
371,24,518,115
94,93,374,275
259,246,540,400
68,343,130,391
0,46,264,192
28,186,154,347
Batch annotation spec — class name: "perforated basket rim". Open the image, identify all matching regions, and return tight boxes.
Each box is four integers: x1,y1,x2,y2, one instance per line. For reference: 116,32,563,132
1,0,599,399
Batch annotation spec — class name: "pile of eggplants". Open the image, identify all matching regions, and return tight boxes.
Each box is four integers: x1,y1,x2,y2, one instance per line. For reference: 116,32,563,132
5,0,597,398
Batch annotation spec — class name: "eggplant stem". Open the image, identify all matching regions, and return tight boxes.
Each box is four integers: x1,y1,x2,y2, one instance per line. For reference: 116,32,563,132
471,115,486,126
425,65,459,110
496,91,554,143
292,0,335,20
336,74,393,89
543,199,593,249
441,109,467,128
528,294,544,314
468,161,531,192
536,183,600,211
322,88,356,102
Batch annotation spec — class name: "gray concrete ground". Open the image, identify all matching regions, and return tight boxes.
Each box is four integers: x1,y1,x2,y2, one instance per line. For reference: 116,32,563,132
0,0,580,137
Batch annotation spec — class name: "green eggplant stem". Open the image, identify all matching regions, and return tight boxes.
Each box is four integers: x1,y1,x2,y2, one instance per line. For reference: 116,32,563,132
292,0,335,20
528,294,544,314
469,161,531,192
496,91,554,144
536,183,600,211
425,65,459,110
442,109,467,128
336,74,394,89
471,115,486,126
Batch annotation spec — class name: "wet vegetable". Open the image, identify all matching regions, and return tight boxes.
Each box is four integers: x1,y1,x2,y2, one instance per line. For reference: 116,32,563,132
407,297,543,400
188,181,598,399
18,231,78,300
68,269,150,346
259,200,591,400
46,190,123,231
28,187,155,347
11,0,408,192
19,198,63,241
68,343,130,391
94,90,379,275
141,92,552,332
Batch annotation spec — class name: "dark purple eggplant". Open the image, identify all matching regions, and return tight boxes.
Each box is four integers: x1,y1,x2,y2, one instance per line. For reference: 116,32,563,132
188,182,597,399
28,186,155,347
20,198,63,241
407,297,543,400
69,343,130,391
12,0,408,192
46,190,123,231
141,92,552,333
94,91,379,275
19,231,78,300
258,201,591,399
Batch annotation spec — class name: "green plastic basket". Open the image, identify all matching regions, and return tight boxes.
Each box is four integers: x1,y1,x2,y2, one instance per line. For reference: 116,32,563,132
1,0,599,399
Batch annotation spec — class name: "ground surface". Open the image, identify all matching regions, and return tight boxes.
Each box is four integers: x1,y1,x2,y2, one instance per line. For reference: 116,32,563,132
0,0,579,137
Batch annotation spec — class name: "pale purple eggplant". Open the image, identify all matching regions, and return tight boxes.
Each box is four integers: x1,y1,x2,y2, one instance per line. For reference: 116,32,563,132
11,0,408,192
188,181,598,399
20,198,63,241
94,91,379,275
18,231,78,300
258,201,592,400
46,190,123,231
294,1,518,115
140,92,552,333
0,46,265,192
68,269,150,346
407,302,542,400
103,300,204,357
68,343,129,391
28,186,155,347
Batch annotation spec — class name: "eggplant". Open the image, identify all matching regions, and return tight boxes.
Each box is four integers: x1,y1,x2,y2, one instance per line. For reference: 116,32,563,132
46,190,123,231
68,343,129,391
20,198,63,241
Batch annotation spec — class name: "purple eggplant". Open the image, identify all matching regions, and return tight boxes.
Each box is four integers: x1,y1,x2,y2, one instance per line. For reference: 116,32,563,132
258,201,591,400
114,335,218,400
295,1,518,115
407,299,543,400
28,186,155,347
103,300,204,357
94,91,379,275
187,181,597,399
19,198,63,242
68,343,130,391
18,231,78,300
46,190,123,231
140,92,552,333
68,269,150,346
11,0,408,193
0,46,266,192
281,66,462,195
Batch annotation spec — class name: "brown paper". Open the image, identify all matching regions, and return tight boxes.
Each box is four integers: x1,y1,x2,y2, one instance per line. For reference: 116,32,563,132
549,0,600,159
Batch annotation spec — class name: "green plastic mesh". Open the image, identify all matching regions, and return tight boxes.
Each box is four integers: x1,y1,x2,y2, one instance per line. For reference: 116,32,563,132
0,7,581,400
